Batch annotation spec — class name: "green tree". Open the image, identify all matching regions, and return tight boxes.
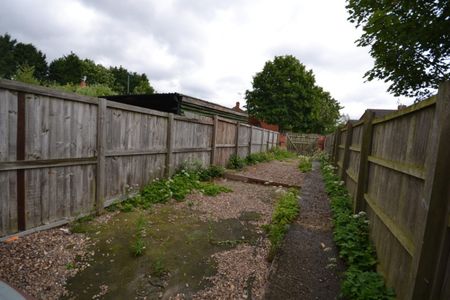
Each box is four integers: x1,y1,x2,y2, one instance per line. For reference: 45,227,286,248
110,66,154,94
81,59,114,86
0,34,48,81
13,42,48,81
346,0,450,98
309,87,342,133
245,55,340,133
133,74,155,94
0,34,18,78
13,64,40,85
48,52,83,85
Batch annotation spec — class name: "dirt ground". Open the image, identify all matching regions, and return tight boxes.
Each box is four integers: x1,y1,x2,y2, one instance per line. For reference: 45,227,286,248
233,159,305,187
0,159,342,300
264,161,344,300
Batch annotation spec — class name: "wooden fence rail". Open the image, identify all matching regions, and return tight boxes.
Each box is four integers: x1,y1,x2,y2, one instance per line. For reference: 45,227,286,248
324,81,450,300
0,79,279,238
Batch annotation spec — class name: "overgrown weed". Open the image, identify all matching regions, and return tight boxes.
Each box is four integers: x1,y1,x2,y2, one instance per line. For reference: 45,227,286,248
321,158,395,299
262,189,300,261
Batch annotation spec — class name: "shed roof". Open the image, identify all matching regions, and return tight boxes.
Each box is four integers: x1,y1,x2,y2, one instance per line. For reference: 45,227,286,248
103,93,248,122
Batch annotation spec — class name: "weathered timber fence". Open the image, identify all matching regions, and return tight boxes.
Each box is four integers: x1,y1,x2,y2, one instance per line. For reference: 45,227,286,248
0,79,279,238
325,81,450,300
286,132,320,154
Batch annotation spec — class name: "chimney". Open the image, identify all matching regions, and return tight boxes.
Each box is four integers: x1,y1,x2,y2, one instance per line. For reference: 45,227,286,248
232,101,243,112
80,76,87,88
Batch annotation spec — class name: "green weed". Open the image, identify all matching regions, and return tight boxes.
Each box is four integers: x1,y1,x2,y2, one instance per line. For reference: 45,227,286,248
321,159,395,299
298,155,312,172
263,189,300,260
131,216,146,257
229,148,295,169
151,258,166,277
199,182,232,196
66,262,75,270
227,154,246,169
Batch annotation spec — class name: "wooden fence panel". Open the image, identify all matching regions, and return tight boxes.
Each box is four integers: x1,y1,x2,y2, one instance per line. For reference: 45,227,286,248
172,118,212,169
346,123,363,203
104,107,168,202
251,128,263,153
0,79,281,238
215,119,237,166
325,88,450,300
324,133,335,156
337,128,347,176
0,89,18,236
238,124,250,158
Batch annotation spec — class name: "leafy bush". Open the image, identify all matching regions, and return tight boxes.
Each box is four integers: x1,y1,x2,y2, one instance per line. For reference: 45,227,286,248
263,189,300,260
321,159,395,299
227,154,246,169
298,155,312,172
198,165,225,181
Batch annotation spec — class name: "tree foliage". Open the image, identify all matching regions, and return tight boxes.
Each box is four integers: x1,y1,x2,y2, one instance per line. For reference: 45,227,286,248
109,66,154,95
1,33,155,96
245,55,341,133
346,0,450,98
0,34,47,81
48,52,83,85
13,64,40,85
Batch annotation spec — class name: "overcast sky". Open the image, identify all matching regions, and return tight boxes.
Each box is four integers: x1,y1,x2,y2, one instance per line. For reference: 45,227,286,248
0,0,412,119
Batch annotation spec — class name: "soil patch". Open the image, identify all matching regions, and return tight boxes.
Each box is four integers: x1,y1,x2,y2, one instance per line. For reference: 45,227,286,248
233,159,304,187
265,161,344,300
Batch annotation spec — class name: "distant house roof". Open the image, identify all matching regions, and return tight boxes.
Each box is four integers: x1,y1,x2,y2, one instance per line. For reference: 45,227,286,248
103,93,248,122
359,109,396,120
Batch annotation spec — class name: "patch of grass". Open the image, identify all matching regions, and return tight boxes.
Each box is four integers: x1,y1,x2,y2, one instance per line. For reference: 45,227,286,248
199,182,232,196
321,158,395,300
270,147,297,160
263,189,300,261
151,258,166,277
228,148,295,169
131,216,146,257
298,155,312,172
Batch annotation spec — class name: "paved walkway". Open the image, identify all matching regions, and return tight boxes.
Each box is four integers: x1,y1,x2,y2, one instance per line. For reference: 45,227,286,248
265,161,344,300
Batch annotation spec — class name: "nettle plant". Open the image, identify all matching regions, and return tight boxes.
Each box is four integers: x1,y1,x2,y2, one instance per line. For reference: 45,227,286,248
320,159,395,300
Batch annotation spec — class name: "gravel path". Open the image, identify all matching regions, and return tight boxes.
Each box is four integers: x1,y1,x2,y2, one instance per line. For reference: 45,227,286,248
265,161,344,300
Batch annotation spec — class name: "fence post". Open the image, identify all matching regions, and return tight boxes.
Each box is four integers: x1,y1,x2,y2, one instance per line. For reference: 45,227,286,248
16,92,26,229
354,111,375,213
235,122,240,156
165,113,174,177
409,81,450,300
96,98,106,214
260,129,264,152
339,122,353,180
248,125,253,155
210,115,218,165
